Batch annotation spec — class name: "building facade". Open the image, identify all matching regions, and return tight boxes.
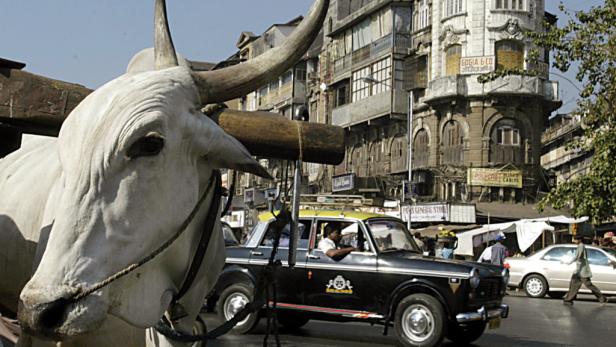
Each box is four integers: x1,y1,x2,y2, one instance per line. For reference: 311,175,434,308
541,113,591,187
230,0,563,225
319,0,560,215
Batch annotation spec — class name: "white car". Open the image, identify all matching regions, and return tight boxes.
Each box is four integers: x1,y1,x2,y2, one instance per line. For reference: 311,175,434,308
506,244,616,298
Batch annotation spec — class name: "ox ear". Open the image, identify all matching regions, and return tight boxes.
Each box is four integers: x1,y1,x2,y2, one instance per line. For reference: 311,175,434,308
195,117,271,179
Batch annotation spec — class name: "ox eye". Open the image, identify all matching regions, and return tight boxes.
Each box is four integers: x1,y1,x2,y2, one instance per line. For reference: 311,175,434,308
127,133,165,159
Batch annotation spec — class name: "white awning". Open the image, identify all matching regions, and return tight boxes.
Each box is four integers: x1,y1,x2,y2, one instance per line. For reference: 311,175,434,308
455,220,556,256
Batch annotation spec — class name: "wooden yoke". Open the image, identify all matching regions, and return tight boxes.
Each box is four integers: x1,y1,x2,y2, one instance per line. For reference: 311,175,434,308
210,109,344,165
0,67,345,165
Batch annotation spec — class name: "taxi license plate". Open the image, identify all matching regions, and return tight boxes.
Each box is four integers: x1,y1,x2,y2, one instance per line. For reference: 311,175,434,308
488,317,501,330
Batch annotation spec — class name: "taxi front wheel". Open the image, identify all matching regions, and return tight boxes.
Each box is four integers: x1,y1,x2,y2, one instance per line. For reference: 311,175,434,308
394,294,446,347
216,283,259,334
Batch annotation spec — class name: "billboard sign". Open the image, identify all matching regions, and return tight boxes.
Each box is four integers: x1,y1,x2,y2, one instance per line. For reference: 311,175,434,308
467,168,523,188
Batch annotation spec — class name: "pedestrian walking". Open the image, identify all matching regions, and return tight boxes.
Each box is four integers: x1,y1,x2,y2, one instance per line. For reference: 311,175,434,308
562,235,608,305
490,234,508,266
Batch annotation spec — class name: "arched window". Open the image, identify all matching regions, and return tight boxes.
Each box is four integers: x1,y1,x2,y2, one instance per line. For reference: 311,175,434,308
445,44,462,76
489,119,525,163
369,140,384,176
441,120,464,165
413,129,430,168
350,145,367,177
390,136,408,173
495,40,524,70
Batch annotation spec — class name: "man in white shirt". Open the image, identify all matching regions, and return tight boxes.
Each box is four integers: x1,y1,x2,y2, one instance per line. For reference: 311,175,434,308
318,223,356,260
478,243,493,263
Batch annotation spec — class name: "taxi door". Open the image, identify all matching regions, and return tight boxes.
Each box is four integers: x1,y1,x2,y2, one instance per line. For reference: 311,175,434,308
303,219,378,313
247,218,312,305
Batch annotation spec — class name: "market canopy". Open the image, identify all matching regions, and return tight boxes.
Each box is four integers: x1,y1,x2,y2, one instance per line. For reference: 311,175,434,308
454,219,563,256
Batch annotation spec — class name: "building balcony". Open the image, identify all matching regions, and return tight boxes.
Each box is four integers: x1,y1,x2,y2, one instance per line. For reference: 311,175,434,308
333,35,394,81
332,89,407,127
542,121,582,145
541,146,587,170
424,74,560,104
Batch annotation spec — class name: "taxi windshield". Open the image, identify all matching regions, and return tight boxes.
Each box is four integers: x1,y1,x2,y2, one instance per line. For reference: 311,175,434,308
366,219,420,253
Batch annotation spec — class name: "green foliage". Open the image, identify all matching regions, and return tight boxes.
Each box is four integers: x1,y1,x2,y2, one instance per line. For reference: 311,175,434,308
530,1,616,223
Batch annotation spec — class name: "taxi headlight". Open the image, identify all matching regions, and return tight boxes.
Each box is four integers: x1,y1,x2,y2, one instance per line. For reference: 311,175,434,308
469,269,480,289
502,268,510,285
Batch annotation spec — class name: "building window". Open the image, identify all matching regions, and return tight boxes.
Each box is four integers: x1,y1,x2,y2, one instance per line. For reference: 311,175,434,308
445,44,462,76
444,0,464,17
495,40,524,70
441,120,464,165
413,129,430,168
371,58,392,95
495,0,524,10
352,58,391,102
490,119,524,163
414,0,431,31
334,80,350,107
496,126,520,145
390,136,408,173
352,66,371,102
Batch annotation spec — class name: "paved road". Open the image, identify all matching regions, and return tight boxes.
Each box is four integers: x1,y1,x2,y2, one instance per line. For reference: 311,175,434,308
203,292,616,347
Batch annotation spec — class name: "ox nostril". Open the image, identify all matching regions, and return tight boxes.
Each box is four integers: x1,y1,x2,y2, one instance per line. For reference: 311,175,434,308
38,298,71,331
19,297,72,339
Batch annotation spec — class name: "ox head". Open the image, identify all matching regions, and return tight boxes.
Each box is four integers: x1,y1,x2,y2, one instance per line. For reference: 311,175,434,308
18,0,328,340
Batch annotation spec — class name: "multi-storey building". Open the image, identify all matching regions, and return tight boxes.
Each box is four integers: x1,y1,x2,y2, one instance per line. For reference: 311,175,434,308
229,0,563,225
541,113,591,186
318,0,561,219
228,16,324,222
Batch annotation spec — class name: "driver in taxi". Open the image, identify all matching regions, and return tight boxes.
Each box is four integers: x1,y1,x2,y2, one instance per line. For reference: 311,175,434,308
318,223,356,260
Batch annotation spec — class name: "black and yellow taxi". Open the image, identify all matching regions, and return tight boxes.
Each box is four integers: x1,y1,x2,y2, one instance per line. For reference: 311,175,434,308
209,210,509,347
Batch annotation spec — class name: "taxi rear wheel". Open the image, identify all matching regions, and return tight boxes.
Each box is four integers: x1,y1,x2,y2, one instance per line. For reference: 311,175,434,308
446,322,486,345
216,283,259,334
394,294,446,347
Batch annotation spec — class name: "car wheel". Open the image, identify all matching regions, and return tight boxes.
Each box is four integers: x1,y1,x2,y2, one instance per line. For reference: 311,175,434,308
394,294,446,347
447,322,486,345
277,311,309,330
548,291,566,299
523,274,548,298
216,283,259,334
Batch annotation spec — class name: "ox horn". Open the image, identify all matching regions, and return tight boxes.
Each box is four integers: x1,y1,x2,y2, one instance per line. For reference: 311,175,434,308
191,0,329,104
154,0,179,69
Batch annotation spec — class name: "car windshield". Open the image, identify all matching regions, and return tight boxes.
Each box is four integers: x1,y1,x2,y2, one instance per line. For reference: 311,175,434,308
366,219,420,253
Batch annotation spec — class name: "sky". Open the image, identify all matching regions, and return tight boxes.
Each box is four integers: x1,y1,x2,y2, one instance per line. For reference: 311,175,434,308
1,0,605,114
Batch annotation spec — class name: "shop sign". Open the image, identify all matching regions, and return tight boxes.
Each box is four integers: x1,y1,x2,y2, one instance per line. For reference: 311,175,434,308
460,56,495,75
332,174,355,192
467,168,523,188
410,203,449,222
402,203,476,223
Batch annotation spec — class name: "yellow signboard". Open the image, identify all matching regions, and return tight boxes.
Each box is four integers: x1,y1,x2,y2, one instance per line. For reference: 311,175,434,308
467,168,523,188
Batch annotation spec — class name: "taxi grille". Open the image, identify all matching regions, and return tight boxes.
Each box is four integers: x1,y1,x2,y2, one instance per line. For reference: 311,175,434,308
476,278,502,299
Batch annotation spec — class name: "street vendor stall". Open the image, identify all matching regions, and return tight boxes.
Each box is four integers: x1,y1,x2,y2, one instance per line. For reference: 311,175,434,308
454,216,589,257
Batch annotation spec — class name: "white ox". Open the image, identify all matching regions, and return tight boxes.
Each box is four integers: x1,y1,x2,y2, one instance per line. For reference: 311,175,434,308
0,0,328,346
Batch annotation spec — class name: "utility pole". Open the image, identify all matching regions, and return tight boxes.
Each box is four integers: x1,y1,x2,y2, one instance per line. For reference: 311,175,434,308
407,90,414,232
